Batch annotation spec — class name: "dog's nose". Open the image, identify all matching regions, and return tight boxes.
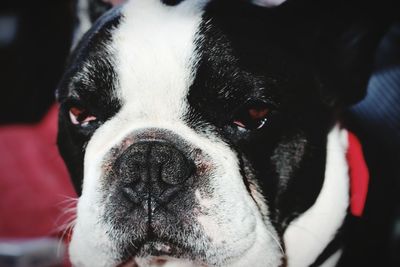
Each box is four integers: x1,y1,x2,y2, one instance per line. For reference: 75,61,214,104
115,141,194,210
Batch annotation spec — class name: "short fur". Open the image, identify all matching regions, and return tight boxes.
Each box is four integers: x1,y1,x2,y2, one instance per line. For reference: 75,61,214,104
57,0,391,266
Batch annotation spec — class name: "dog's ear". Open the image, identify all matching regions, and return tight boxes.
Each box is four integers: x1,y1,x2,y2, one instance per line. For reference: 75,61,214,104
77,0,125,23
208,0,395,107
73,0,126,47
291,0,396,106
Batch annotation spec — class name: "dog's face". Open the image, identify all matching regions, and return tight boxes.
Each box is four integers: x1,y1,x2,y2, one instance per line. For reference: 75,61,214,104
57,0,386,266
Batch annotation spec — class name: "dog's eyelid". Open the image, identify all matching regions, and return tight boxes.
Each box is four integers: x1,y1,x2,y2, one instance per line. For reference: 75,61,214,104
68,106,98,127
248,97,278,109
62,97,85,108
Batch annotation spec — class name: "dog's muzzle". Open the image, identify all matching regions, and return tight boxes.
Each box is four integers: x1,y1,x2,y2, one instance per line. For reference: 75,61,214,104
115,140,195,212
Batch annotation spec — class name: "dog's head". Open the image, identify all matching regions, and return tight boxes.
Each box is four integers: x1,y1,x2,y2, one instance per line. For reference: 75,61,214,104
57,0,389,266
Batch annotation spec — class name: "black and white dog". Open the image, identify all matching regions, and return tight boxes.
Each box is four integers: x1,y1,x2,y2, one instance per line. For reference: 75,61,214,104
56,0,390,266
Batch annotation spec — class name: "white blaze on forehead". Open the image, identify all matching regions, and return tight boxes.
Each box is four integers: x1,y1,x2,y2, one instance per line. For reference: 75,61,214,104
113,0,208,121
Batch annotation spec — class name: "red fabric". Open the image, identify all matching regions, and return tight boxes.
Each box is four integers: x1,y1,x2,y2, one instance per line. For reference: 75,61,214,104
347,131,369,217
0,105,77,238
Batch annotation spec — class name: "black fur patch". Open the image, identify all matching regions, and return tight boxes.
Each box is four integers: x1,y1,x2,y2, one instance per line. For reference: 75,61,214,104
186,0,332,230
57,7,122,193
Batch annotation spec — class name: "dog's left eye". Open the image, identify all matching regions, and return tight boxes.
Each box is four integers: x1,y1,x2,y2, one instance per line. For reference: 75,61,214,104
232,101,270,130
69,107,97,127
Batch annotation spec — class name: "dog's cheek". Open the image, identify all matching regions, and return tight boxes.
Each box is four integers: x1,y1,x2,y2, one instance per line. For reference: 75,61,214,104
191,145,283,266
248,181,271,222
69,198,121,267
68,117,131,266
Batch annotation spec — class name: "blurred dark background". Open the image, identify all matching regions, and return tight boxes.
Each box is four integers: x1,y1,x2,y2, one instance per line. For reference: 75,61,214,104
0,0,399,266
0,0,73,124
342,21,400,267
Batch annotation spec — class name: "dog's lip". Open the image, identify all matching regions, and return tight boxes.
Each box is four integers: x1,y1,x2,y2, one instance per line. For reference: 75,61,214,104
117,257,172,267
139,240,175,255
117,256,210,267
115,236,212,267
117,259,138,267
116,239,186,266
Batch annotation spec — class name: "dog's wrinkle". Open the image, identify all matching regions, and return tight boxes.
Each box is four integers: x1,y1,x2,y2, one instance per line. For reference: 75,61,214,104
145,143,153,226
238,153,253,194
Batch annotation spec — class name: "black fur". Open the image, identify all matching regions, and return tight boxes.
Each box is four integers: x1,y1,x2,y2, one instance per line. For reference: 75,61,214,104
57,7,122,192
185,0,389,231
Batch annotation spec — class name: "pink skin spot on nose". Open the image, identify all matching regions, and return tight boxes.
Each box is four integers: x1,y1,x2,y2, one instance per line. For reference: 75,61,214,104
121,138,135,150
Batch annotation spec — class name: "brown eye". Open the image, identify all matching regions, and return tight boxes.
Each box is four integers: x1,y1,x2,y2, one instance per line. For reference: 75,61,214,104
69,107,97,126
233,101,270,130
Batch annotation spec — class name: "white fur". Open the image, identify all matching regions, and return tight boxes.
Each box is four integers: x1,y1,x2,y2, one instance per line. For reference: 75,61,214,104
284,125,349,267
114,0,207,120
69,0,282,266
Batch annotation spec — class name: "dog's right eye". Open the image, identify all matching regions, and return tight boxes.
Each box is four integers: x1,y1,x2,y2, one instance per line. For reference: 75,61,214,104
232,100,271,130
69,107,97,127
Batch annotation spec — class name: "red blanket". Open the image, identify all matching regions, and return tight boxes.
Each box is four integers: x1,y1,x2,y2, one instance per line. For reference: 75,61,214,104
0,105,76,238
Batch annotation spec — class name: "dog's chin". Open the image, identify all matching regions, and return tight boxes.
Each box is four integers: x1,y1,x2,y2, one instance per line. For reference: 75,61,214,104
118,245,200,267
119,257,200,267
119,258,200,267
118,239,204,267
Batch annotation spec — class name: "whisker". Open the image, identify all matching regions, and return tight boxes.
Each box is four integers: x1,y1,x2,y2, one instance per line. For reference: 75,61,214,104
265,228,285,255
57,218,77,257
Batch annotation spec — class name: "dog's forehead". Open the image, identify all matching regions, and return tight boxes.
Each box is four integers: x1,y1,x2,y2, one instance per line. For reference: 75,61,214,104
61,0,221,118
61,0,276,106
112,0,208,120
60,0,290,125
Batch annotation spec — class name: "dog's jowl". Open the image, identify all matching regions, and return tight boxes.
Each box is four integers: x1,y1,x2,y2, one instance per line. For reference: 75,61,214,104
57,0,389,266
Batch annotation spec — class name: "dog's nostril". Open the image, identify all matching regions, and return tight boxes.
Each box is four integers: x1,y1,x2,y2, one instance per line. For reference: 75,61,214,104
122,182,148,204
149,144,193,185
115,142,150,184
122,186,140,204
159,159,192,185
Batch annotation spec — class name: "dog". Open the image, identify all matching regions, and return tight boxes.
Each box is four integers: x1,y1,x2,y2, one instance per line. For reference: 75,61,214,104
56,0,390,266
